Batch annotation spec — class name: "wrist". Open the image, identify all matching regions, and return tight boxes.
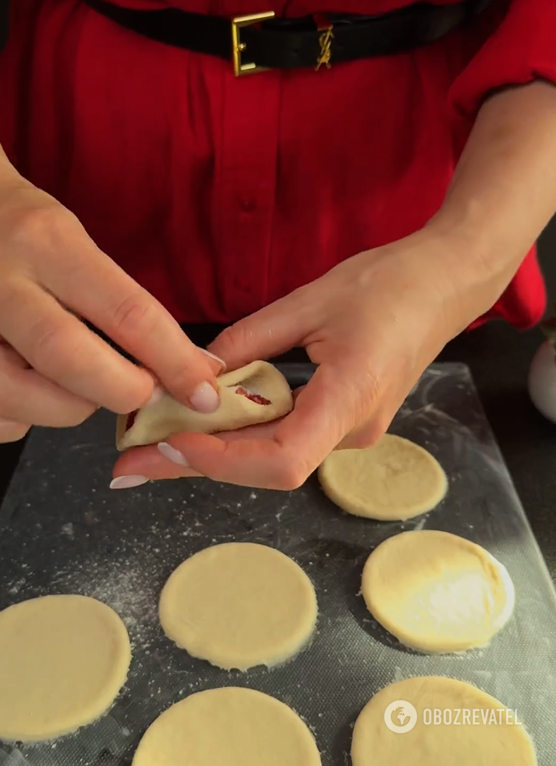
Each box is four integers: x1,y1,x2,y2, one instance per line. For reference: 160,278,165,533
356,229,491,340
379,223,504,341
424,207,523,317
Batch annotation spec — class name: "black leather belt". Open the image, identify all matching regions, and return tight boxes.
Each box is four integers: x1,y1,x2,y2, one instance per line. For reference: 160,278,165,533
82,0,495,76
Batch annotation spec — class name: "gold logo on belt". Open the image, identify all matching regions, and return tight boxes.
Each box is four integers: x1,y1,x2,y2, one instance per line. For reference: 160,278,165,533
316,26,334,71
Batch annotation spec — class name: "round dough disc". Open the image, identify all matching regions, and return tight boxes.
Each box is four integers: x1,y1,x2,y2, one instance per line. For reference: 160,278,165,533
132,687,322,766
159,542,318,670
318,434,447,521
352,676,536,766
362,531,515,653
0,594,131,742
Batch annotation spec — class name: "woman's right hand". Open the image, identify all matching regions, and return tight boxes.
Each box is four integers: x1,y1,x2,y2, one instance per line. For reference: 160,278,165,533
0,159,221,443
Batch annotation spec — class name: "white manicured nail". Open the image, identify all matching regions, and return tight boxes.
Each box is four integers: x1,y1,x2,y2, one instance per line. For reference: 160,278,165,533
158,442,189,467
110,475,148,490
189,381,220,413
146,384,164,406
200,348,227,373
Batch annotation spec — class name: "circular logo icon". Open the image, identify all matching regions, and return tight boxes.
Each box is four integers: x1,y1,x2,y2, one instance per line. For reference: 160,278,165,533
384,700,418,734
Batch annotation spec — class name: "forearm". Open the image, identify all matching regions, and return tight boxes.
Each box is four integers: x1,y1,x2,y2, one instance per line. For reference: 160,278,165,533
431,80,556,310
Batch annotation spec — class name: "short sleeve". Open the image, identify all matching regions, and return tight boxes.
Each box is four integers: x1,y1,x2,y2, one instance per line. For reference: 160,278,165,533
450,0,556,118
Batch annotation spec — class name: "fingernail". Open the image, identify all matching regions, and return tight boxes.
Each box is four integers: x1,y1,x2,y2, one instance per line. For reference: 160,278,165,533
200,348,227,373
110,475,149,490
158,442,189,467
189,381,220,413
146,384,164,407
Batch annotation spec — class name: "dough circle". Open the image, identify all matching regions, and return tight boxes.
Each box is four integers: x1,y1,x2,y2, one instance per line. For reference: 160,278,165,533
351,676,536,766
361,531,515,653
0,594,131,742
159,542,318,670
132,687,322,766
319,434,447,521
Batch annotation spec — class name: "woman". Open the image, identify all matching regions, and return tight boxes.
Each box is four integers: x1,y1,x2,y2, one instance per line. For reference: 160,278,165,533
0,0,554,490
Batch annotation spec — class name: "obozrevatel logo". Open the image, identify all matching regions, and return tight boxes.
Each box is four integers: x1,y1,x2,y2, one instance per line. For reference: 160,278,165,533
383,700,418,734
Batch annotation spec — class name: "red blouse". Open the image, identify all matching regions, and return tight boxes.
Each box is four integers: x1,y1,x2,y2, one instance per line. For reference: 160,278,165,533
0,0,554,327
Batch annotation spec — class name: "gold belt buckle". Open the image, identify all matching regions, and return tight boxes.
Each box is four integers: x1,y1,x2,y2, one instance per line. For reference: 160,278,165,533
231,11,276,76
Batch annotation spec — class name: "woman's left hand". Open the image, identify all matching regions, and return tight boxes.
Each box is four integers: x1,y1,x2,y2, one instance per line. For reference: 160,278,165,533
112,225,497,489
113,81,556,489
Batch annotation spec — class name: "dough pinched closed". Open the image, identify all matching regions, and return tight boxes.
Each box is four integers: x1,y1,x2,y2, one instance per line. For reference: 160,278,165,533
116,360,293,450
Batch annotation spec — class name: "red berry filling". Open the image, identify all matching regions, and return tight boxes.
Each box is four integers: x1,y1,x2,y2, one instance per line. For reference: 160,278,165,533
125,410,138,432
235,386,271,405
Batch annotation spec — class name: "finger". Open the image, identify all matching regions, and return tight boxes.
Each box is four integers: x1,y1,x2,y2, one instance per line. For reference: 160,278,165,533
335,409,388,450
0,278,156,413
34,221,220,405
334,379,413,451
201,420,285,442
208,288,313,370
117,422,284,482
0,417,30,443
157,363,381,489
112,444,204,482
335,423,384,450
0,343,96,426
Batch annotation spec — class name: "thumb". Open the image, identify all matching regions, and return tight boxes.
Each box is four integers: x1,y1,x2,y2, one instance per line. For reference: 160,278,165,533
208,288,312,369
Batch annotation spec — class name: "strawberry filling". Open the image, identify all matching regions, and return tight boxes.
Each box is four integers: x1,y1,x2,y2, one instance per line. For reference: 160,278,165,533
125,410,138,432
235,386,271,405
